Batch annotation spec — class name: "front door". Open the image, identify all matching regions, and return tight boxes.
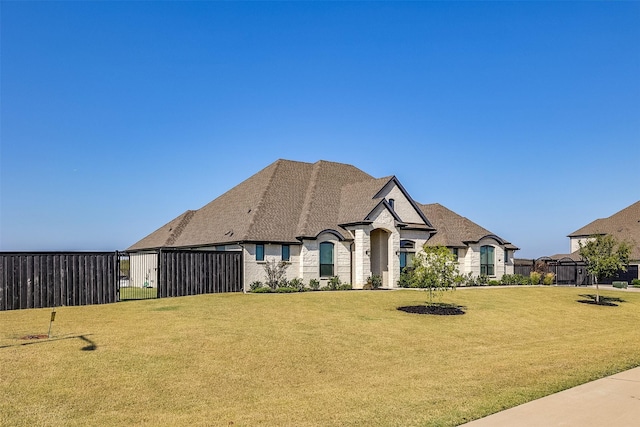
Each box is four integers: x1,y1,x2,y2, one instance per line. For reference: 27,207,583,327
370,229,390,287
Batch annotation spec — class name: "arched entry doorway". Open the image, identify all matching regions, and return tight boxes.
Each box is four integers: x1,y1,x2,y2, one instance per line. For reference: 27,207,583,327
370,228,390,287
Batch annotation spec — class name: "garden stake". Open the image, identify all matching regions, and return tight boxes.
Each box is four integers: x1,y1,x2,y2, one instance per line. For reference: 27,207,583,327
48,307,56,338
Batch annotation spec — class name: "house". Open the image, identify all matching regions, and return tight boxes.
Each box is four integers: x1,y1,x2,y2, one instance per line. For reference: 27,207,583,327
564,200,640,282
128,159,518,290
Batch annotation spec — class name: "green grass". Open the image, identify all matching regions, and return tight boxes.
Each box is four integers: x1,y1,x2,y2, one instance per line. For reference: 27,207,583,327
119,286,157,300
2,287,640,426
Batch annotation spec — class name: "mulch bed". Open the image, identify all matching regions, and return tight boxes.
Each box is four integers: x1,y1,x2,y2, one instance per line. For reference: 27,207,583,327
397,305,465,315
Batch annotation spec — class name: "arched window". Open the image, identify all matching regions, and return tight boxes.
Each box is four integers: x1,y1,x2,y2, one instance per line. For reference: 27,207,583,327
400,240,415,249
319,242,334,277
480,245,494,275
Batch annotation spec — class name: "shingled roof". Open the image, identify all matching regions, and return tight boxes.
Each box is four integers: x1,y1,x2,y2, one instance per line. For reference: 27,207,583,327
568,200,640,260
129,159,380,250
128,159,516,251
419,203,518,250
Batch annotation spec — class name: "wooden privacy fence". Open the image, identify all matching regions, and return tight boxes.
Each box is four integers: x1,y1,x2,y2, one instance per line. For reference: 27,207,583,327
0,250,243,311
158,250,243,297
0,252,118,311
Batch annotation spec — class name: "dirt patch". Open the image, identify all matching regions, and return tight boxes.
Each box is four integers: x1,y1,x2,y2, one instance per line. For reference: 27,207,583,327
397,304,465,316
20,334,49,340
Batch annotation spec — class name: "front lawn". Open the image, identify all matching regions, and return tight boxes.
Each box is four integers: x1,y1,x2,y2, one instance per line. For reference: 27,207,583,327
1,287,639,426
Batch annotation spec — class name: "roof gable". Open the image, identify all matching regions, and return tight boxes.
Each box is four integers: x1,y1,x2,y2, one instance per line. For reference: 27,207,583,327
373,177,433,227
568,200,640,259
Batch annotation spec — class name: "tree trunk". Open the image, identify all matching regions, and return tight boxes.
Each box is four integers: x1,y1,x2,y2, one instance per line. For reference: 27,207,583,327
594,275,600,304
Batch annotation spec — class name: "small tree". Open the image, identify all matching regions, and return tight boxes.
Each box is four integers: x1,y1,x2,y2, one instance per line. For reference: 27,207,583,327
411,245,460,304
579,235,631,304
262,259,289,290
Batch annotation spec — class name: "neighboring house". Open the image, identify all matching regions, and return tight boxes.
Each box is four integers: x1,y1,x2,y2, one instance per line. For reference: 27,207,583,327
564,200,640,281
128,159,518,291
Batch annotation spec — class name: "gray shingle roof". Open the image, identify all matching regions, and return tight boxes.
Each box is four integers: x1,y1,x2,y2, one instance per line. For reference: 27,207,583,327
129,159,375,249
419,203,518,250
568,200,640,260
128,159,517,251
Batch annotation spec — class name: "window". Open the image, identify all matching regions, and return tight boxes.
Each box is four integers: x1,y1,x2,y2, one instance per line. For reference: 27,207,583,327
504,250,509,264
282,244,290,261
451,248,459,261
215,245,225,251
480,245,494,275
400,240,415,249
389,198,395,209
256,244,264,261
319,242,334,277
400,252,414,270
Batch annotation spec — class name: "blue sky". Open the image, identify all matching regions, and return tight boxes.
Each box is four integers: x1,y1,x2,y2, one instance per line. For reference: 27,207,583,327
1,1,639,258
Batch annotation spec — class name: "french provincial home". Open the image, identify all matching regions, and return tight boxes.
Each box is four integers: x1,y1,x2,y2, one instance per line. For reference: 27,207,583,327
129,159,518,291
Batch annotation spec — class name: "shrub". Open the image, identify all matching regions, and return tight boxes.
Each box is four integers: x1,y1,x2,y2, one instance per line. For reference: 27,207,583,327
338,283,352,290
308,279,320,291
499,274,511,285
262,260,289,290
366,275,382,290
278,279,289,289
461,272,477,287
488,280,500,286
397,269,414,288
327,276,342,290
477,274,489,286
632,278,640,288
519,275,531,286
542,272,555,286
530,271,542,286
275,287,297,293
289,277,306,292
252,286,272,293
249,281,264,291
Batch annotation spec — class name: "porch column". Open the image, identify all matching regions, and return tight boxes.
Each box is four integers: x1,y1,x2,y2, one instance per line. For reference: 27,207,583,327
353,228,371,288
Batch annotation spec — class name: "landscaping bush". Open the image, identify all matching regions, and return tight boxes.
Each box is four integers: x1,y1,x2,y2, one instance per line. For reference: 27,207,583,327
530,271,542,286
263,260,289,290
275,287,298,293
476,274,489,286
252,286,272,293
327,276,342,290
455,273,478,286
338,283,352,290
632,279,640,288
288,278,306,292
308,278,320,291
543,272,555,286
500,274,517,285
365,275,382,290
250,281,264,291
488,280,500,286
397,269,414,288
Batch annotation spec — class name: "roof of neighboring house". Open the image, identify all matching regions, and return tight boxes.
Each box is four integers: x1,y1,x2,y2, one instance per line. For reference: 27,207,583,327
567,200,640,260
419,203,518,250
547,252,583,262
128,159,517,251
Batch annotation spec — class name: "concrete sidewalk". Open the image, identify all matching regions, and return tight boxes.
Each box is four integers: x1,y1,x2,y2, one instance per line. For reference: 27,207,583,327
460,366,640,426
